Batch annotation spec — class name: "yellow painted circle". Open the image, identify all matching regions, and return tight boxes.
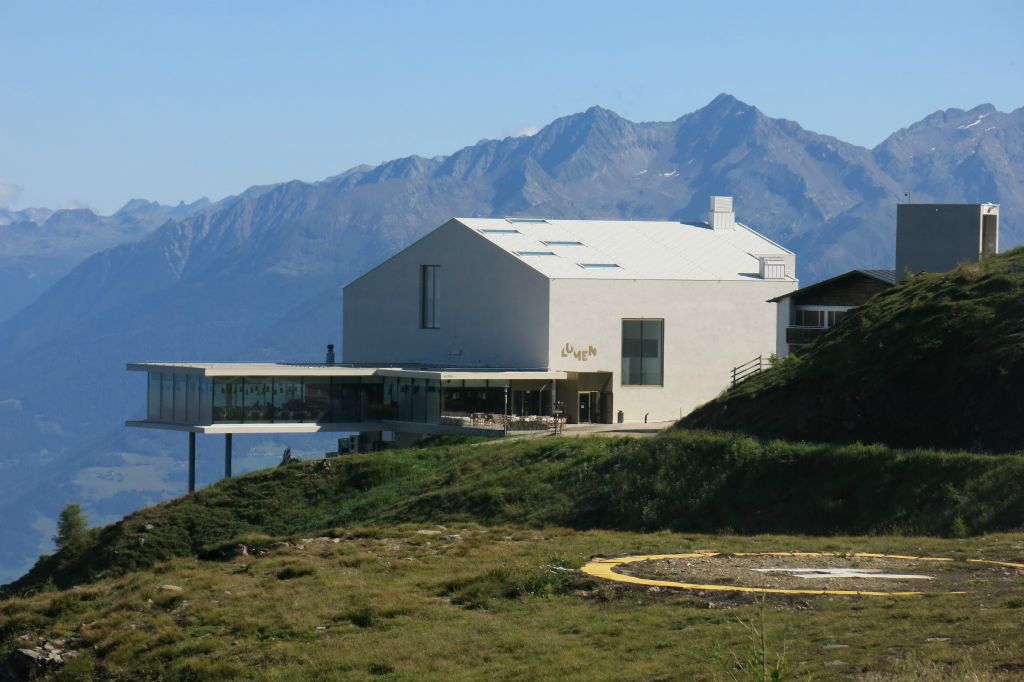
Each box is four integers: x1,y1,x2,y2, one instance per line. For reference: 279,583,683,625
581,551,1024,597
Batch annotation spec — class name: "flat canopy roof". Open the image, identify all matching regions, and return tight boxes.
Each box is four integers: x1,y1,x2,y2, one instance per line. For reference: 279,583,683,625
127,362,567,381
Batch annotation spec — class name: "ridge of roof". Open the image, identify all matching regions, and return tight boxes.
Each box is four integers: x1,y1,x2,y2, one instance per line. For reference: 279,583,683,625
455,216,795,282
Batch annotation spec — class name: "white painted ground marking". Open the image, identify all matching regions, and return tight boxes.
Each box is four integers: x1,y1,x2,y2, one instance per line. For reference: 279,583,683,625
750,568,933,580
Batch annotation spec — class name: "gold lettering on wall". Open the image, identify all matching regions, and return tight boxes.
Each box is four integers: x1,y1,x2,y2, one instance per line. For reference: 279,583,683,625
561,343,598,361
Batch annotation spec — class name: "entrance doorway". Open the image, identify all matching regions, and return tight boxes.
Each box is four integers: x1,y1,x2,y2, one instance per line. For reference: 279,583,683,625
578,391,600,424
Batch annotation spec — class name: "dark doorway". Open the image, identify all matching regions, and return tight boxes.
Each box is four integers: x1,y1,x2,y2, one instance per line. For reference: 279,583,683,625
578,391,600,424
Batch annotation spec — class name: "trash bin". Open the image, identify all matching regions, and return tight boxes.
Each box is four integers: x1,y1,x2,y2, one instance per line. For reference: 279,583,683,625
617,410,624,424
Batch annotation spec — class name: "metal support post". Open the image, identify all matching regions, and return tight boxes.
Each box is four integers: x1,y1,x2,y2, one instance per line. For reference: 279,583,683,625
224,433,233,479
188,432,196,494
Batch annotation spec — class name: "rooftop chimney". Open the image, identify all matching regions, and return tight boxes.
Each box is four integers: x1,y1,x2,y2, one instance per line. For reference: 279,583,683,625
709,195,735,231
326,344,335,365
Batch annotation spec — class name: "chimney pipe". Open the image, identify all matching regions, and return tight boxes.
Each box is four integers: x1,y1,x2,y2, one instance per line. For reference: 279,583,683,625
709,195,735,230
326,344,335,365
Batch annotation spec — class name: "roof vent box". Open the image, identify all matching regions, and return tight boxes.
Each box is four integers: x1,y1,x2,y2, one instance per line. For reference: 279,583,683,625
759,255,787,280
709,195,735,231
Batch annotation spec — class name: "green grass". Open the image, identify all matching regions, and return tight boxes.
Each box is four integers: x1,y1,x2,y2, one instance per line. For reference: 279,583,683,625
4,431,1024,679
7,430,1024,597
683,247,1024,452
2,525,1023,680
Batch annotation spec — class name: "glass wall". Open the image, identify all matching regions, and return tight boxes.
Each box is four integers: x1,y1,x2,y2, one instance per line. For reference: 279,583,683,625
214,376,244,422
148,371,215,424
144,374,400,425
243,377,273,422
173,374,187,422
272,377,303,421
381,376,446,423
199,377,213,424
146,372,529,426
303,377,331,422
148,373,161,420
622,319,664,386
440,379,509,416
186,374,200,423
160,372,174,421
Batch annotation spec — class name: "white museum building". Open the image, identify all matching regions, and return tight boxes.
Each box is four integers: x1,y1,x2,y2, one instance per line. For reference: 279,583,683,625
127,196,796,487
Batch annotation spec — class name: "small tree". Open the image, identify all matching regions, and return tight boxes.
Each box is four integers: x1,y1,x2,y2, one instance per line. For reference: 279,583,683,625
54,503,88,553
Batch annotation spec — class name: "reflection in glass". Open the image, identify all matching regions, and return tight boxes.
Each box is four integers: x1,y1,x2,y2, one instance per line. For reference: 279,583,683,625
160,372,174,421
426,379,441,423
173,373,187,422
641,320,663,386
244,377,272,422
186,374,200,423
148,373,161,421
214,377,244,422
273,377,303,422
622,319,663,386
304,377,330,422
199,377,213,424
332,377,362,422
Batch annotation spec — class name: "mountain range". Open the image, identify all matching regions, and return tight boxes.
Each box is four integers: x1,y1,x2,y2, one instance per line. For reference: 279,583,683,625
1,93,1022,583
0,198,211,322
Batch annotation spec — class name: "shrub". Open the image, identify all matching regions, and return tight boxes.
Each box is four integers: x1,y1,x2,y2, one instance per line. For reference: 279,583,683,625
54,503,89,553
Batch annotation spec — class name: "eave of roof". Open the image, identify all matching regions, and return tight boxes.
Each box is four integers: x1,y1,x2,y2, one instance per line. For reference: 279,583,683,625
767,269,896,303
127,362,567,381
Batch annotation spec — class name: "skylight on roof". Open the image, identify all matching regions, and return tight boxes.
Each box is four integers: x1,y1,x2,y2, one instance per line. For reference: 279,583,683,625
578,262,621,269
479,228,521,235
505,218,549,225
542,240,584,246
516,251,557,257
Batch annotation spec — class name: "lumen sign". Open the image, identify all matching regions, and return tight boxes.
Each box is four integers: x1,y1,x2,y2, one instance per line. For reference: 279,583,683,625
561,343,597,361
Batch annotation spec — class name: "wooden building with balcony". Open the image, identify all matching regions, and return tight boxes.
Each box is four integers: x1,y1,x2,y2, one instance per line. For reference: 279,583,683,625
771,269,896,357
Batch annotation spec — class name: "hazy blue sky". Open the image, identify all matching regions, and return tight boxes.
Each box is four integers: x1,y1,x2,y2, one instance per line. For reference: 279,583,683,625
2,0,1022,213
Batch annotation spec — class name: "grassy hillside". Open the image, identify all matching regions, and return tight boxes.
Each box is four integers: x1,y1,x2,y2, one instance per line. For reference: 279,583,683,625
6,431,1024,597
4,526,1024,681
683,247,1024,452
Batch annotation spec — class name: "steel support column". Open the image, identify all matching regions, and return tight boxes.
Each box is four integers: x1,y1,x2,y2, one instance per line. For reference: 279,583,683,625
188,432,196,494
224,433,233,479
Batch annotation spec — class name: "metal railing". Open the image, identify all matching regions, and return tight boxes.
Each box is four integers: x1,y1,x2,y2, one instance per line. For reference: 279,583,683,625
440,413,564,434
731,355,767,388
785,325,828,345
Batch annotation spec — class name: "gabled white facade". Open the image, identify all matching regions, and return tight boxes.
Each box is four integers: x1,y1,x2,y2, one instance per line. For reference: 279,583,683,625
343,219,551,369
344,199,798,422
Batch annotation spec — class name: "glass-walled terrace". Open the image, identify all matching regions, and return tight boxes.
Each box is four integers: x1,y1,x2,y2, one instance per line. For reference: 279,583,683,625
146,373,394,425
145,372,554,427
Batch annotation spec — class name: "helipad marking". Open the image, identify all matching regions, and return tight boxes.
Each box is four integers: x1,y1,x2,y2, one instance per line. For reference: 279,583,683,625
750,568,934,580
578,551,1024,597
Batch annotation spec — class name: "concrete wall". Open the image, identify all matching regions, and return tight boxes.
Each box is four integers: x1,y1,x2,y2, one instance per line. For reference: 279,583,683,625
343,220,551,367
775,297,792,358
895,204,998,280
547,278,796,422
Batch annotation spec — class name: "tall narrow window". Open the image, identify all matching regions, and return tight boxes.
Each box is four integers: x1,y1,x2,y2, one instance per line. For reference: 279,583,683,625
420,264,439,329
622,319,664,386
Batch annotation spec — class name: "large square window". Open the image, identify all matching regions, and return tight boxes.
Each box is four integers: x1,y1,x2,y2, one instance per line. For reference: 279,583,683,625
622,319,664,386
421,264,439,329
